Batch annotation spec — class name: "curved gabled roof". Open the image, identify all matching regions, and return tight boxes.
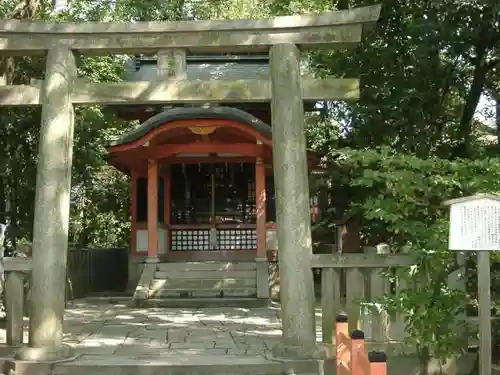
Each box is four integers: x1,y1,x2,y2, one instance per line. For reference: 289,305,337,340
108,106,272,147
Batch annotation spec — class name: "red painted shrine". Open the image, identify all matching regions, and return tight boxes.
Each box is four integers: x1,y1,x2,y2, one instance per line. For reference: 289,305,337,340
106,106,320,261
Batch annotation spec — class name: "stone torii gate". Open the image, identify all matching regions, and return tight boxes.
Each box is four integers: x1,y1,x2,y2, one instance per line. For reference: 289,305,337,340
0,5,380,361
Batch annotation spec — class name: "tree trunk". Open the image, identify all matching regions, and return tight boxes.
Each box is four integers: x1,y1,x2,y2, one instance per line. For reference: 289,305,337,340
0,224,6,314
455,56,488,158
419,346,431,375
10,0,41,19
454,23,498,158
415,346,478,375
336,0,348,10
495,93,500,146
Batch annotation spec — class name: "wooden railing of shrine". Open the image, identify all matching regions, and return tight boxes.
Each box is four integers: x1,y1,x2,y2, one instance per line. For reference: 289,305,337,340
336,313,388,375
312,252,415,347
2,249,129,346
2,257,32,346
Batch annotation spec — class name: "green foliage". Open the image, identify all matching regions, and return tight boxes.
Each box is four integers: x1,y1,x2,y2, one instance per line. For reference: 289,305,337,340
323,147,500,358
328,148,500,243
309,0,499,158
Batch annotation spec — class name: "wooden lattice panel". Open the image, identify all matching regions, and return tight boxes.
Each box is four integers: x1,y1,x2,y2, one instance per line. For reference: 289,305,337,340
216,229,257,250
171,230,211,251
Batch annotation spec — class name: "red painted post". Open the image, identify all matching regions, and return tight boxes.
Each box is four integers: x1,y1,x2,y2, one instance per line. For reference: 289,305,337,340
130,169,138,253
334,315,388,375
255,156,267,258
336,313,349,374
368,351,387,375
336,313,349,342
350,330,365,375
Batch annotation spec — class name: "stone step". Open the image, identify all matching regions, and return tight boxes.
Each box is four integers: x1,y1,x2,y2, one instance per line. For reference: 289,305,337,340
142,297,269,308
154,270,256,279
150,287,257,298
156,261,256,272
150,278,256,290
44,355,331,375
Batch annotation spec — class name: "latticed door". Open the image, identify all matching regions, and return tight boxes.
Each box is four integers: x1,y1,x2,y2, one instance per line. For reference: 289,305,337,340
170,163,257,251
212,163,257,250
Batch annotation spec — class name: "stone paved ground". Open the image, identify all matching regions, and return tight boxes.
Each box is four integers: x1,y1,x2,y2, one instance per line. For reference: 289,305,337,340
65,301,293,359
0,300,324,364
0,301,431,374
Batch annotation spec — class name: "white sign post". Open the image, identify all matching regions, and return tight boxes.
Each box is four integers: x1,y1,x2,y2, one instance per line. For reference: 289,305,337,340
445,193,500,375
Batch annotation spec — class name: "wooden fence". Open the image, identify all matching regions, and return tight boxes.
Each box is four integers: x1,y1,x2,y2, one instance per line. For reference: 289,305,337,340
2,247,129,346
66,247,128,300
312,251,415,347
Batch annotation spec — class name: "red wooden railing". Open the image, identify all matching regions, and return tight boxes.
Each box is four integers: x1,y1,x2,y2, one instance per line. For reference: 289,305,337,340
335,314,388,375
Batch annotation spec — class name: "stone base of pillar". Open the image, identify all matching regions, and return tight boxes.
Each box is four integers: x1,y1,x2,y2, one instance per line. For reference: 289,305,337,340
255,257,270,299
3,360,53,375
271,341,327,360
144,255,160,264
12,343,77,362
127,255,146,292
132,263,158,302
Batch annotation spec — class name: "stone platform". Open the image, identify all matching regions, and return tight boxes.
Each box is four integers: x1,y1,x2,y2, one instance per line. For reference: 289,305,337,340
0,300,329,375
0,300,434,375
63,301,287,357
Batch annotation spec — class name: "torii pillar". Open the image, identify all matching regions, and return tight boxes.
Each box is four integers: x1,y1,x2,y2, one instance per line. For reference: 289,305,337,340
14,47,76,361
269,43,322,359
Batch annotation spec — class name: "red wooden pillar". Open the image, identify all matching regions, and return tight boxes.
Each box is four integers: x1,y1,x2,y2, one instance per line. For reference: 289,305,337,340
147,159,158,259
163,164,171,253
256,157,266,258
130,169,138,253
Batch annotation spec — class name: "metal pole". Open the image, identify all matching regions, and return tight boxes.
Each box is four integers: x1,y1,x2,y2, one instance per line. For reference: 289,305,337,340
477,250,492,375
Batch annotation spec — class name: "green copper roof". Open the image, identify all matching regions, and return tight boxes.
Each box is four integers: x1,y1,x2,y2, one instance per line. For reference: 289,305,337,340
108,106,272,147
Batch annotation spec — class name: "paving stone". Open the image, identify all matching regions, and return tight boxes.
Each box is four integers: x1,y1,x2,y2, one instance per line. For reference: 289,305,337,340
0,300,318,362
144,323,176,329
136,329,167,340
113,344,148,356
113,344,170,356
172,348,229,355
75,345,119,356
126,327,148,337
214,332,236,339
64,332,93,343
263,339,281,349
227,348,246,355
245,348,268,356
170,341,216,349
166,329,189,342
233,342,250,350
148,341,171,350
123,337,152,345
96,328,135,338
214,341,239,350
186,335,217,343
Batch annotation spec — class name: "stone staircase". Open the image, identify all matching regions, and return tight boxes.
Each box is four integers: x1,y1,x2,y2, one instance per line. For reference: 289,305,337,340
143,261,263,307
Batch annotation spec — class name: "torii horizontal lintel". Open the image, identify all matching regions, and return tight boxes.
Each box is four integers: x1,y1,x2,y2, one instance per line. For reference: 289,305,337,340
0,5,381,54
0,77,360,106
